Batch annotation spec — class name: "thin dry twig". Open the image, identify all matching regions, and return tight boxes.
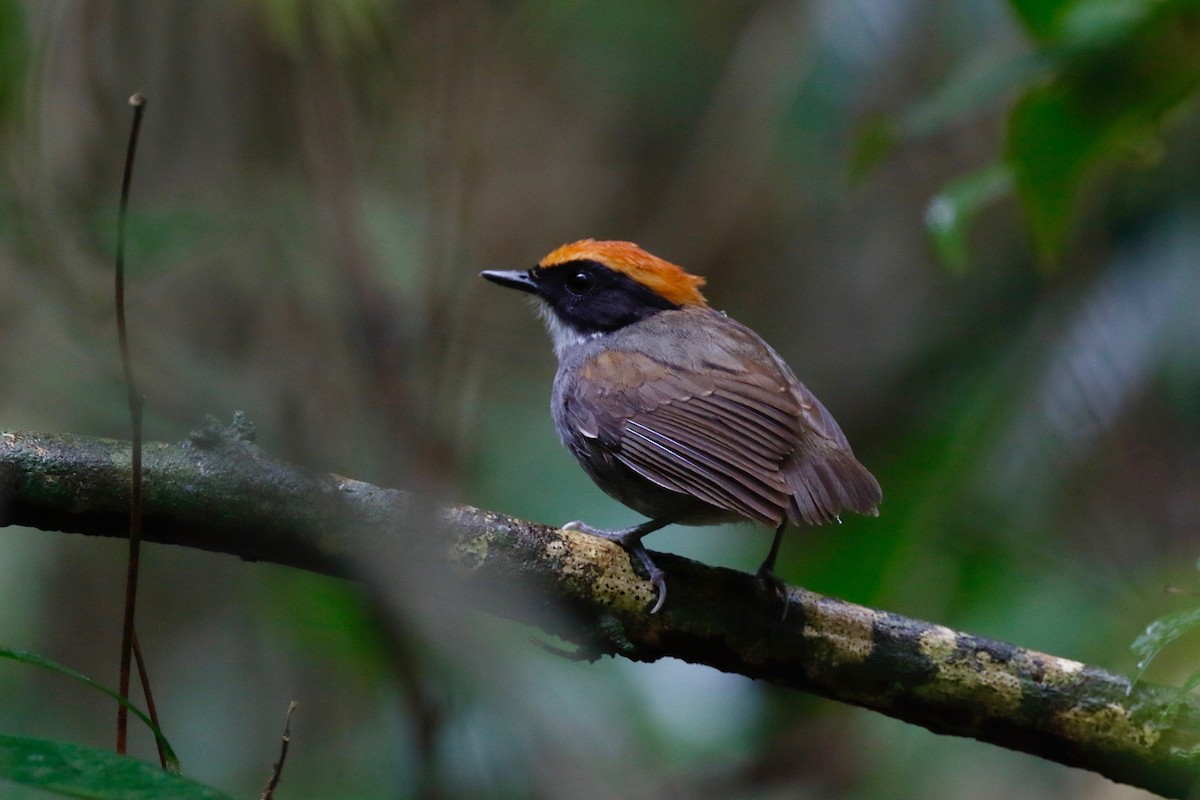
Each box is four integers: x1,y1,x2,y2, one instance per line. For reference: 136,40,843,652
261,701,298,800
131,629,166,769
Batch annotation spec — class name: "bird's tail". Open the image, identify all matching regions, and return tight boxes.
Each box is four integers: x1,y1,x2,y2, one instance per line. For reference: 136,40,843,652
784,449,882,526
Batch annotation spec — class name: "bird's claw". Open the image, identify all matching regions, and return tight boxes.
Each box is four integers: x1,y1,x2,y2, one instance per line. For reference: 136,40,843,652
648,571,667,614
563,521,669,614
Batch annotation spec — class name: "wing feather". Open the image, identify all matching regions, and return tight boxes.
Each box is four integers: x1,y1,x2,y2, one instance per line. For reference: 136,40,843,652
617,422,773,514
627,419,790,510
620,422,784,523
688,395,792,463
651,404,781,472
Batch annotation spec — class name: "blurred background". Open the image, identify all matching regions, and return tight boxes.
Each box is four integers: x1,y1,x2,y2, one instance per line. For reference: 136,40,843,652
1,0,1198,797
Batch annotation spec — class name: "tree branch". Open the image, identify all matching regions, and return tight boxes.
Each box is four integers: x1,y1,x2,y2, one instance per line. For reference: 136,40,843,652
2,427,1199,797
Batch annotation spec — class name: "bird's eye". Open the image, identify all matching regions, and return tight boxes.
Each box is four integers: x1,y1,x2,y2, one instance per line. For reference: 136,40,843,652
564,270,595,296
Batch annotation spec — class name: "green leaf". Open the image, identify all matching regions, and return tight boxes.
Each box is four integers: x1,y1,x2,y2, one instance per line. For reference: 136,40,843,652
1167,668,1200,712
0,648,179,772
0,735,231,800
1130,605,1200,686
1011,0,1162,44
1005,84,1097,266
1058,0,1157,48
1009,0,1073,40
925,163,1013,272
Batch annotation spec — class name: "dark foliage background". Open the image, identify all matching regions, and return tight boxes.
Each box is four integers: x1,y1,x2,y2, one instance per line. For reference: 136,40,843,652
0,1,1197,797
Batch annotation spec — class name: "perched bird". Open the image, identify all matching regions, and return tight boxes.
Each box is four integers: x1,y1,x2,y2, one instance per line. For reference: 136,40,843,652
482,240,880,613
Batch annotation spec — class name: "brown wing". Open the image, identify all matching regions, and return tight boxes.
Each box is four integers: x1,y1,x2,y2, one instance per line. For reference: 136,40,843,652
563,315,882,527
566,348,801,525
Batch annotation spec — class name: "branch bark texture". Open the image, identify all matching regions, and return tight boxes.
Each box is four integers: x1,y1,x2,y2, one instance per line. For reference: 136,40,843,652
2,428,1199,797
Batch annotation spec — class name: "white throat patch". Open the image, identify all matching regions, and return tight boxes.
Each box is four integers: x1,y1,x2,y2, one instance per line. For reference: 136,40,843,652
537,301,596,359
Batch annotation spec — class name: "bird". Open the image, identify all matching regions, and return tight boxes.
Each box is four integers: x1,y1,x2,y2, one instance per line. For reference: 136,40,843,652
481,240,881,613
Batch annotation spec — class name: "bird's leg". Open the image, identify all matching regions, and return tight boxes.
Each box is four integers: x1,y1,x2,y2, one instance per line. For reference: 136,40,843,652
756,523,791,615
563,516,677,613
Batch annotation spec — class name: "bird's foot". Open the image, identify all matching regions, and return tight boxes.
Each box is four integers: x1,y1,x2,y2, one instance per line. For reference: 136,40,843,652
562,520,669,613
756,565,791,620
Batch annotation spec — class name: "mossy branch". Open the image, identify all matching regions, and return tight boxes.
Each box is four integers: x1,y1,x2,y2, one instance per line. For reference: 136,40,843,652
1,427,1199,797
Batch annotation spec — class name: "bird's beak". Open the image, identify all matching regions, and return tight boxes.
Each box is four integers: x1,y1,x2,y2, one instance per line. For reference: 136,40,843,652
480,269,539,295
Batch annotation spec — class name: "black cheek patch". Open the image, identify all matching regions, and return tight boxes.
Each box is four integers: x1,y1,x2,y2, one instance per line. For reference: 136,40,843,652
566,283,676,333
537,261,679,334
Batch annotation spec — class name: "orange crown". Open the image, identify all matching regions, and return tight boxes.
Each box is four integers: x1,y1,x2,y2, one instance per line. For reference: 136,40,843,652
538,239,708,307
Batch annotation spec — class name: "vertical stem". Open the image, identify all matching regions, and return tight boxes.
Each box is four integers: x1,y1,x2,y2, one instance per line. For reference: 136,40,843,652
115,93,147,756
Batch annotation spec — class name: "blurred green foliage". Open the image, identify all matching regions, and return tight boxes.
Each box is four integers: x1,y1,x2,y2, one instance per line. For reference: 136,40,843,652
0,0,28,129
916,0,1200,268
255,0,395,57
1133,602,1200,692
925,163,1013,273
1008,0,1200,264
